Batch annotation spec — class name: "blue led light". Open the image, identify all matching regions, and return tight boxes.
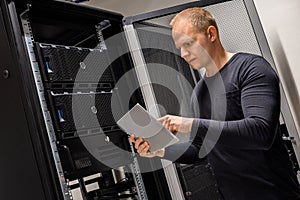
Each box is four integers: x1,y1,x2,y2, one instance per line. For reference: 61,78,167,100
57,109,65,122
45,60,53,73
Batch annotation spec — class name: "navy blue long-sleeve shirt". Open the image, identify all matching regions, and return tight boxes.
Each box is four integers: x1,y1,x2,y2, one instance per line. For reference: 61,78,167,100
164,53,300,200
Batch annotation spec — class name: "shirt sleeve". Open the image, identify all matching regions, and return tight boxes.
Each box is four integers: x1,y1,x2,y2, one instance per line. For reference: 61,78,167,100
192,57,281,150
163,142,205,164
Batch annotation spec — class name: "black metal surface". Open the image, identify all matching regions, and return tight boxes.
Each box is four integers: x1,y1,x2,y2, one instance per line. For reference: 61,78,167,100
58,132,132,180
20,0,124,48
178,160,220,200
29,0,124,22
0,1,61,200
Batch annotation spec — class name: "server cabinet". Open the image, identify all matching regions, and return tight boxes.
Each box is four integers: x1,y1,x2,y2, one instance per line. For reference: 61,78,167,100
1,0,299,200
0,0,154,199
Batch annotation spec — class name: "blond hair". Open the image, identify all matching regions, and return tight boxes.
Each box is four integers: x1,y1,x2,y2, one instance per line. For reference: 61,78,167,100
170,7,218,35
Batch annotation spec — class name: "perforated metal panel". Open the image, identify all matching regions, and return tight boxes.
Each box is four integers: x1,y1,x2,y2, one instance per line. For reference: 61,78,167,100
35,43,114,83
205,0,261,55
48,92,118,135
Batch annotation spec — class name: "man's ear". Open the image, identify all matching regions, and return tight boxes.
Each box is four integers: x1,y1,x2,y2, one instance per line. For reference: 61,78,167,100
207,25,217,42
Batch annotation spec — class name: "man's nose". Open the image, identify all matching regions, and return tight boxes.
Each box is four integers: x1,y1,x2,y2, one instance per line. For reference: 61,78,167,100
180,48,189,59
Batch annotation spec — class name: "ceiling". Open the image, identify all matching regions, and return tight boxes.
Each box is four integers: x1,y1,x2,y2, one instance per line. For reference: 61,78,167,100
83,0,198,16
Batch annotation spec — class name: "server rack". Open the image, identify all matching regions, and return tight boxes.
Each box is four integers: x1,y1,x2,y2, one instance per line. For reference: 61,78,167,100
1,0,299,200
0,0,151,199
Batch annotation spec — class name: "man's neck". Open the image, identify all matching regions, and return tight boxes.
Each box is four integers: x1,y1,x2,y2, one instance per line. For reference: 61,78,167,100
205,49,233,77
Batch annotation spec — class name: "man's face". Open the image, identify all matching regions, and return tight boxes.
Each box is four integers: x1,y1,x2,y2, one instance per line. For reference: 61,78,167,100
172,19,211,70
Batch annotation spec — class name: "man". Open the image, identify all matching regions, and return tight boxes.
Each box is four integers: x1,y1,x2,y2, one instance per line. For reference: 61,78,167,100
130,7,300,200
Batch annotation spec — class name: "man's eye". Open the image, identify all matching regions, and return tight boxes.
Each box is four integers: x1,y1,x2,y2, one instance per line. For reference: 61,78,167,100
184,41,193,47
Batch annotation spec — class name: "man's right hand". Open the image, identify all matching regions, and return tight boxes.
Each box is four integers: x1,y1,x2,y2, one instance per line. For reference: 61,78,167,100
129,134,165,158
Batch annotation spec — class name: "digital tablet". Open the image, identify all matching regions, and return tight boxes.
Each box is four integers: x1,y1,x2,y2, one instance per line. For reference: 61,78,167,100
117,104,179,152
